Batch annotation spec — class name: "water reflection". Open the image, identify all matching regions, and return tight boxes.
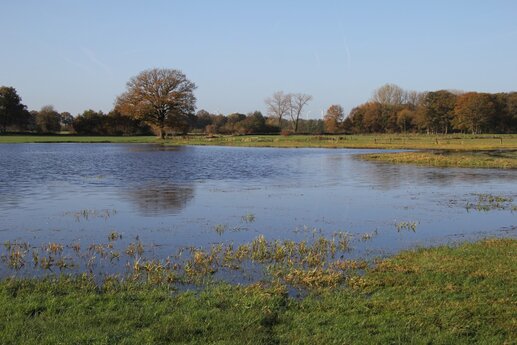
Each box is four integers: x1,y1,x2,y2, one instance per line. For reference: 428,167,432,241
126,144,187,153
354,159,517,190
124,182,195,216
0,192,21,209
0,144,515,266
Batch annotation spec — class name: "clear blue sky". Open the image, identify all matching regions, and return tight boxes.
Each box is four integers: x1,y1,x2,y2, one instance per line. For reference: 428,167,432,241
2,1,517,118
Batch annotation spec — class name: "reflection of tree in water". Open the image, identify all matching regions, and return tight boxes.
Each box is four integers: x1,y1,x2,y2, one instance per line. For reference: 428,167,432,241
125,183,195,216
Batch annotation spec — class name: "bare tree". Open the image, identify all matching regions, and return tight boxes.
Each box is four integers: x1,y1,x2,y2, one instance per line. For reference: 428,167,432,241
372,83,405,105
405,90,425,108
265,91,290,127
115,68,196,138
288,93,312,132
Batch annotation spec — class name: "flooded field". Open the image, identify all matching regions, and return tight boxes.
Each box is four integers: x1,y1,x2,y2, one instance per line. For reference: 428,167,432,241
0,144,515,283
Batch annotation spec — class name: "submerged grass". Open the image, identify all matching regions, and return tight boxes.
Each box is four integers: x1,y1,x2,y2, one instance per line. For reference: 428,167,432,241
358,150,517,169
466,193,517,212
0,232,361,289
64,209,117,222
0,238,515,344
395,221,418,232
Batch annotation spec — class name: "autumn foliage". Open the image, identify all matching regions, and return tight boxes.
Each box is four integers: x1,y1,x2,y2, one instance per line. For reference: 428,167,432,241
343,84,517,134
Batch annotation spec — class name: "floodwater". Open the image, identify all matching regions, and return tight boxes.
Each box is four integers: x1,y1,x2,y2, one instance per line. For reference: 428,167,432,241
0,144,515,278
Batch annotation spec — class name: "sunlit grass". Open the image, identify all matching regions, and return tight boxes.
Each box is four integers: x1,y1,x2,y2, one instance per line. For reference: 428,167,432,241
4,134,517,168
0,238,515,344
0,135,157,143
163,133,517,150
0,232,370,290
359,150,517,168
2,133,517,150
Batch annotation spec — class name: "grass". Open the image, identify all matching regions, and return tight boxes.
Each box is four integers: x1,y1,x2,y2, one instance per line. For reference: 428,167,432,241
64,208,117,221
395,221,418,232
4,133,517,168
3,133,517,168
0,238,515,344
466,193,517,212
358,150,517,169
0,135,157,144
163,133,517,151
1,133,517,150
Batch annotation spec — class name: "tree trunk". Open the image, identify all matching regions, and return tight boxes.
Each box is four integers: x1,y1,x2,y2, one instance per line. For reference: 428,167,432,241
159,127,165,139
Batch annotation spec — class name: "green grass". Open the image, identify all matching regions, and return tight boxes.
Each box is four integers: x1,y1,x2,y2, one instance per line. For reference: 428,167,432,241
359,150,517,169
164,134,517,151
1,239,515,344
0,135,157,144
2,133,517,150
3,133,517,168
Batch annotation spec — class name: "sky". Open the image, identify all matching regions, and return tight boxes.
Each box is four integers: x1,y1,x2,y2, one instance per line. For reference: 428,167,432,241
1,1,517,118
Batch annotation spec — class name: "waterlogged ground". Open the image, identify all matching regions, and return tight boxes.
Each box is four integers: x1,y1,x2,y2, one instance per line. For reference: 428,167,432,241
0,144,515,282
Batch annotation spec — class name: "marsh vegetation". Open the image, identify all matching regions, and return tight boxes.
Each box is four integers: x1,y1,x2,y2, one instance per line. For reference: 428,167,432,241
0,239,515,344
0,143,515,344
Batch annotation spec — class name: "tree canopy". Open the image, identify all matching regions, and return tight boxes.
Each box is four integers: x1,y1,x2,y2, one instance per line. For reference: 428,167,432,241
115,68,197,138
420,91,457,134
0,86,30,132
265,91,312,132
324,105,344,133
1,81,516,136
35,105,61,133
453,93,495,134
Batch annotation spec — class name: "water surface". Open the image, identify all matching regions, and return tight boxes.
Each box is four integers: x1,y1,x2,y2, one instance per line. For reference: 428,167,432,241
0,144,515,277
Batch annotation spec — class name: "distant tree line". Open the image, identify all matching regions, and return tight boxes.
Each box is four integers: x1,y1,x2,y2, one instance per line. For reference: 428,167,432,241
0,89,151,136
333,84,517,134
1,78,515,136
0,81,323,135
190,109,323,135
0,86,31,133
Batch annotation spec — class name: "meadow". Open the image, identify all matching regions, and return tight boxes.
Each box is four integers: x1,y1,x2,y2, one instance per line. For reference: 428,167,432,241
1,239,515,344
2,133,517,150
3,133,516,169
359,150,517,169
1,133,516,343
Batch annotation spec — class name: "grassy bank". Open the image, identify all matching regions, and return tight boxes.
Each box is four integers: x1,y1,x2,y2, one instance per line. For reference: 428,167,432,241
3,134,517,168
162,134,517,151
1,238,515,344
2,133,517,150
358,150,517,169
0,135,157,144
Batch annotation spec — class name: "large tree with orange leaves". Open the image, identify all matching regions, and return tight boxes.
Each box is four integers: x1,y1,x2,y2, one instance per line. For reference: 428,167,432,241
116,68,197,138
